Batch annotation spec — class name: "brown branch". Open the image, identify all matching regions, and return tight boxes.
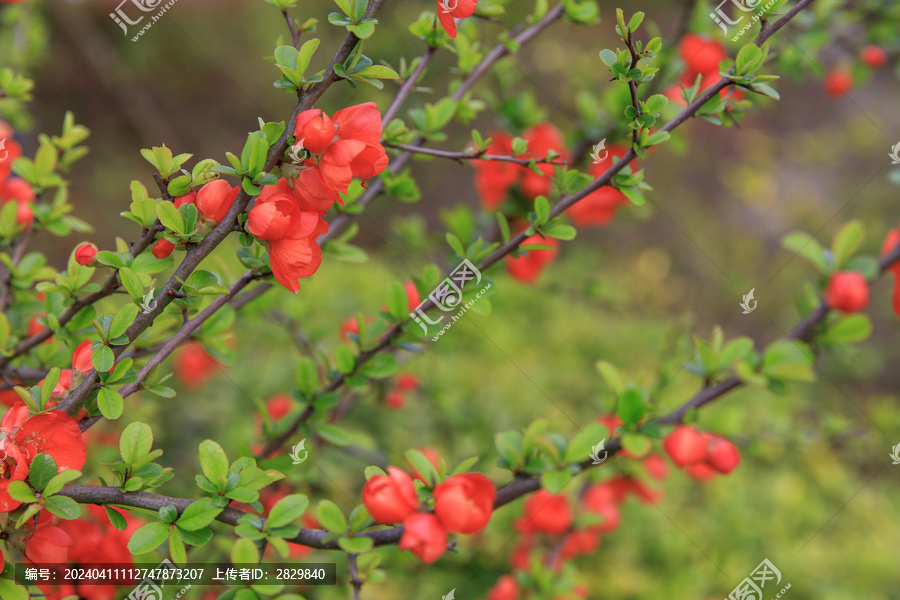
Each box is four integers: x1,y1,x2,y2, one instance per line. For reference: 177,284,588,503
383,142,567,166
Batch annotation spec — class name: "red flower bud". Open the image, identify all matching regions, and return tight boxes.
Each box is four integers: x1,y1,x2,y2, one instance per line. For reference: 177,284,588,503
825,271,869,313
74,243,98,266
174,190,198,208
361,467,419,524
196,179,239,224
685,462,717,481
72,339,93,374
152,238,175,259
404,281,421,311
506,234,559,284
705,435,741,474
294,109,336,154
663,425,708,468
433,473,496,534
861,45,887,68
396,373,420,391
642,453,669,480
824,68,853,96
386,390,406,409
398,513,447,564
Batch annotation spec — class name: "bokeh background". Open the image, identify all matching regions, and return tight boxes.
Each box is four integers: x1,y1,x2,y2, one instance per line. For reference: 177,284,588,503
3,0,900,598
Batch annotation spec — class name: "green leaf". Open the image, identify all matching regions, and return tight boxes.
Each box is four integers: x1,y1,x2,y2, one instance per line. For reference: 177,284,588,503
540,469,574,494
92,344,115,372
199,439,229,483
45,495,81,520
106,506,128,530
617,388,646,427
120,421,154,465
119,267,145,302
297,38,320,75
178,498,223,531
820,314,872,345
595,360,625,395
110,304,140,339
169,528,188,565
621,432,651,457
296,357,319,396
761,340,815,382
7,480,37,503
338,536,374,553
783,232,829,273
317,424,353,447
156,200,185,234
317,499,348,534
385,281,409,321
43,469,82,497
29,454,58,492
643,93,667,113
265,494,309,530
97,387,125,419
231,537,260,564
735,43,762,75
128,521,170,554
832,220,865,269
565,423,610,463
0,579,29,600
159,505,179,524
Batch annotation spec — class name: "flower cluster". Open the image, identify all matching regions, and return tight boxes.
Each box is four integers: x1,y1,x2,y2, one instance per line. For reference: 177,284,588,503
245,103,388,292
362,465,495,563
152,179,242,259
662,425,741,481
385,373,420,410
0,121,34,228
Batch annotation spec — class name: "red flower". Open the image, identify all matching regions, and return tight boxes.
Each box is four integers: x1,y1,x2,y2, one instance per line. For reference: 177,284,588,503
174,190,198,208
152,238,175,259
824,68,853,96
642,453,669,480
861,45,887,68
685,462,717,482
361,466,420,524
196,179,240,224
25,518,73,565
437,0,478,38
73,243,97,266
519,123,567,199
663,425,708,468
399,512,447,564
487,575,519,600
404,281,421,311
582,485,621,534
0,402,87,511
71,339,93,374
705,435,741,474
385,390,406,409
473,132,519,210
826,271,869,313
519,489,572,535
680,33,727,75
433,473,496,534
506,235,559,284
248,177,331,293
396,373,420,391
293,109,336,154
173,341,220,388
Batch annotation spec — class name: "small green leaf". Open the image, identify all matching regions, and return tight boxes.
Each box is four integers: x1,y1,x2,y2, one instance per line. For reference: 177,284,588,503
230,537,260,564
338,536,374,553
265,494,309,530
97,387,125,419
43,469,82,497
29,454,58,492
317,499,348,534
106,506,128,530
92,344,115,372
45,495,81,520
832,220,865,269
120,421,154,465
128,522,171,554
156,201,185,234
177,498,223,531
7,481,37,503
199,439,229,483
617,388,645,427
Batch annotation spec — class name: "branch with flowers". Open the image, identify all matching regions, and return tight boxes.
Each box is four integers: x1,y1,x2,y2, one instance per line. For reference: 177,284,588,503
1,0,899,599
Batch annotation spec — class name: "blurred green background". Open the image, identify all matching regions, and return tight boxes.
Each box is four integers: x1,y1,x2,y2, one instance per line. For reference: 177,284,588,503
4,0,900,598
